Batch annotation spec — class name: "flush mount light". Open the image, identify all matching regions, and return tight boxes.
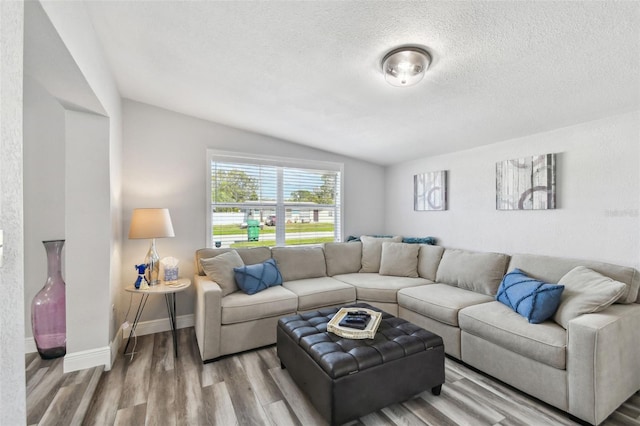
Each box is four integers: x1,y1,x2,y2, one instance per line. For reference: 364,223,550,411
382,46,431,87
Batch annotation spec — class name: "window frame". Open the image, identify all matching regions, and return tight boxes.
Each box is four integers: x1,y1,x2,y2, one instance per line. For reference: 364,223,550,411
206,150,344,248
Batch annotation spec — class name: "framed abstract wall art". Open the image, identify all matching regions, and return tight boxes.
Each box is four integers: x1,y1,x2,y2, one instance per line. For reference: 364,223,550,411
496,153,556,210
414,170,447,211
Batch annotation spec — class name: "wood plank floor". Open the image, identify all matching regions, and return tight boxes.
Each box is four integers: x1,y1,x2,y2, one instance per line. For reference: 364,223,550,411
26,327,640,425
25,352,103,426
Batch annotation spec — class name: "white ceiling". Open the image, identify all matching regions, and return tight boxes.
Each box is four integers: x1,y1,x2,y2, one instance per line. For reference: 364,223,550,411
83,1,640,166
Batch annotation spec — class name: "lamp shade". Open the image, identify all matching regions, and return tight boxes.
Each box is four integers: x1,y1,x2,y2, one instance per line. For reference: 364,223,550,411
128,208,175,239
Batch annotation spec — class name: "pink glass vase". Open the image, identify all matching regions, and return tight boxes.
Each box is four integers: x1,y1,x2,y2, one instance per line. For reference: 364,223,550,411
32,239,66,359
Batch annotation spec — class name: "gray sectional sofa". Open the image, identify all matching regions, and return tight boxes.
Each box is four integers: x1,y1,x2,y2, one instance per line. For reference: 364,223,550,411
193,238,640,425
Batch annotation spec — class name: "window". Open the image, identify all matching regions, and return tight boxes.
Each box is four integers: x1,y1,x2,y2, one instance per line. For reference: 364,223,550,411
207,151,343,248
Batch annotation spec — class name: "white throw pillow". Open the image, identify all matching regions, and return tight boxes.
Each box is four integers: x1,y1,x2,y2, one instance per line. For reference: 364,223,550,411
359,235,403,273
379,242,420,278
553,266,627,329
200,250,245,297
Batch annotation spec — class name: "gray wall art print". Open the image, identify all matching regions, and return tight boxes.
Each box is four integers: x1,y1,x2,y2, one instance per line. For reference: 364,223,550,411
414,170,447,211
496,154,556,210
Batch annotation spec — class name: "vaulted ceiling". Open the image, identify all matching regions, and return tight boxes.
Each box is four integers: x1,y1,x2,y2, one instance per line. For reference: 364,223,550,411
83,1,640,165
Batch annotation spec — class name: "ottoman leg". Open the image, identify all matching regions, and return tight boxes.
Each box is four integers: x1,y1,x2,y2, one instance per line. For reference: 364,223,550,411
431,385,442,396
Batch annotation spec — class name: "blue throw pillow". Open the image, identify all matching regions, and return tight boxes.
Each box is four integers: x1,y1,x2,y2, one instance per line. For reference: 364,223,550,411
347,235,394,242
234,259,283,295
496,269,564,324
402,237,437,245
347,235,437,245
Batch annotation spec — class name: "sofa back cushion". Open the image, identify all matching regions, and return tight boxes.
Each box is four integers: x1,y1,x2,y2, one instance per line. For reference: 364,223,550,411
271,246,327,281
508,253,640,304
436,248,510,296
359,235,403,273
417,245,445,281
195,247,271,276
324,242,362,276
379,242,420,277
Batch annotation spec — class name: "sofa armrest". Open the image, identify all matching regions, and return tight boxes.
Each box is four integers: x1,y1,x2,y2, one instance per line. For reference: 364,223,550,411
567,304,640,424
193,274,223,361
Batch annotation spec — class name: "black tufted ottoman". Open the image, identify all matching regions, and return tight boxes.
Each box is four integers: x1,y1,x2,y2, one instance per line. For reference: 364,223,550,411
277,303,445,425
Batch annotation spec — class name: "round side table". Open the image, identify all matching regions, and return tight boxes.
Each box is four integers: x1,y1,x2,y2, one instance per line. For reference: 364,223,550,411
123,278,191,358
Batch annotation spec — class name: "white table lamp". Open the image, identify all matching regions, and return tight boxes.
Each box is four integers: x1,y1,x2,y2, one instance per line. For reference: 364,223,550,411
128,208,175,285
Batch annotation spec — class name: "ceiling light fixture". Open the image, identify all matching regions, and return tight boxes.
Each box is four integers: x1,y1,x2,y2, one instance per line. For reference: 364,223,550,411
382,46,431,87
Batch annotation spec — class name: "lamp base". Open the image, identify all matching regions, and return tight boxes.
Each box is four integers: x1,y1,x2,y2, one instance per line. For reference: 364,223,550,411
145,239,160,285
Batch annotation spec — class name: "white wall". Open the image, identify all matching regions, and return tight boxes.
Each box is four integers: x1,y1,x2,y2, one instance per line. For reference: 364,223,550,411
0,0,26,423
385,111,640,269
37,0,123,367
64,109,112,357
23,76,66,339
121,99,385,323
23,72,113,369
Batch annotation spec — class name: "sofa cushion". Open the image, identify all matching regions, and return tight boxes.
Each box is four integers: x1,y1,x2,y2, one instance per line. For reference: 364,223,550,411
282,277,356,311
553,266,627,329
272,246,327,281
333,273,431,303
234,259,283,295
496,269,565,324
221,286,298,324
507,253,639,304
417,245,445,281
359,235,403,273
379,242,420,278
436,249,510,296
200,250,244,297
459,301,567,370
324,242,362,276
398,284,494,326
195,247,271,275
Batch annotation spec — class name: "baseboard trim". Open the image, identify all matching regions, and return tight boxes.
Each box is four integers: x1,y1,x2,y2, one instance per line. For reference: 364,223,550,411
25,337,37,354
63,346,111,373
109,331,122,371
120,314,194,340
26,314,194,371
26,337,112,372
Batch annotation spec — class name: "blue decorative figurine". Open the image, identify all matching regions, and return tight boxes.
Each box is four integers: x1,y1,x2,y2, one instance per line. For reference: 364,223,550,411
134,264,150,290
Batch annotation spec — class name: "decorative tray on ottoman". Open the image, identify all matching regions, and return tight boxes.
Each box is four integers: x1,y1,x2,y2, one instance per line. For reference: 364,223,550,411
327,307,382,339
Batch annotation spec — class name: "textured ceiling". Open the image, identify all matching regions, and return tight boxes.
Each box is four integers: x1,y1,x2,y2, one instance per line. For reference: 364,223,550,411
83,1,640,166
